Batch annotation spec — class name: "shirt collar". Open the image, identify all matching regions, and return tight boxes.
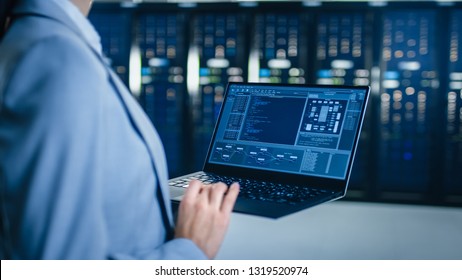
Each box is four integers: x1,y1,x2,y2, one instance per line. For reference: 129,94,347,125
51,0,103,55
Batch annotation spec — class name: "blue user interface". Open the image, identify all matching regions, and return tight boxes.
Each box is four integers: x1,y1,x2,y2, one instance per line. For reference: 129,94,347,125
208,84,367,180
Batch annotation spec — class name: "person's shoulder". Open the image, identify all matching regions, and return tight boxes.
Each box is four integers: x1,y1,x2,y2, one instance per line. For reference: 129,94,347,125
2,16,106,79
8,18,108,89
2,15,73,55
2,32,108,119
28,34,107,80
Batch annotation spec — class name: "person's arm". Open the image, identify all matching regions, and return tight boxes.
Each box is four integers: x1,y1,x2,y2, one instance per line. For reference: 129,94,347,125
1,35,109,259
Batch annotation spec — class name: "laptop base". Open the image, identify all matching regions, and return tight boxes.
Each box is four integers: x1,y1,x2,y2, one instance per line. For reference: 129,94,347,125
169,172,342,219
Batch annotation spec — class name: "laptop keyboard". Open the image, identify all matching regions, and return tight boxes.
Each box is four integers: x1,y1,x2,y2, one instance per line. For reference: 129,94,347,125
169,172,335,205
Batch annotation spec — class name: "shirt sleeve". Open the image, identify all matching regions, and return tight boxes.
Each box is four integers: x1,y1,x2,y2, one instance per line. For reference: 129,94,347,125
110,238,208,260
1,35,109,259
0,35,207,260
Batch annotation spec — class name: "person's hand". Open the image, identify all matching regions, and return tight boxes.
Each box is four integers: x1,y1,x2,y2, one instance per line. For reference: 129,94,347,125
174,180,240,259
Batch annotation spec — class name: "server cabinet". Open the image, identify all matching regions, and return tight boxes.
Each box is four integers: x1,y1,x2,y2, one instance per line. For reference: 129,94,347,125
189,11,249,170
315,13,371,86
445,9,462,201
378,11,439,199
314,11,373,194
135,12,188,177
249,12,309,84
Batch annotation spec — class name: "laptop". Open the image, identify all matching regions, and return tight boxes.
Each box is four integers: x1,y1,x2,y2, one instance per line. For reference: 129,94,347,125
169,82,370,218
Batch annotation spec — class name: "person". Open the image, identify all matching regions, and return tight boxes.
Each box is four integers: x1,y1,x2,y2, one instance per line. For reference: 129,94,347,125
0,0,239,259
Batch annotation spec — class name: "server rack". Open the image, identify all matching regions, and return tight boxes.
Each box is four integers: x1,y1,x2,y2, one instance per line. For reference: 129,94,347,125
377,10,439,200
189,7,249,170
250,11,309,84
313,9,374,195
445,9,462,202
135,6,189,177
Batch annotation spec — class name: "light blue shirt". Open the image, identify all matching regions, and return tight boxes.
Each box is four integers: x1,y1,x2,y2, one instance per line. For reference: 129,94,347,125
0,0,206,260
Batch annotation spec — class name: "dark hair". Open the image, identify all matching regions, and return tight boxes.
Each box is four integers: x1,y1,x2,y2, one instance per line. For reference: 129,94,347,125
0,0,17,40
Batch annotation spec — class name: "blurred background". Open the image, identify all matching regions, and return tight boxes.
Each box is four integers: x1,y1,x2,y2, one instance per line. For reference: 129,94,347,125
88,0,462,208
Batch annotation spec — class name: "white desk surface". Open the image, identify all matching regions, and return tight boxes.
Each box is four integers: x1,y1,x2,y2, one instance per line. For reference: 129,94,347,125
217,201,462,260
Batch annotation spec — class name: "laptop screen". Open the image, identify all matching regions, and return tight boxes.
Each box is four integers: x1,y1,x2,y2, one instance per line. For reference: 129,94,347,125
207,83,368,180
